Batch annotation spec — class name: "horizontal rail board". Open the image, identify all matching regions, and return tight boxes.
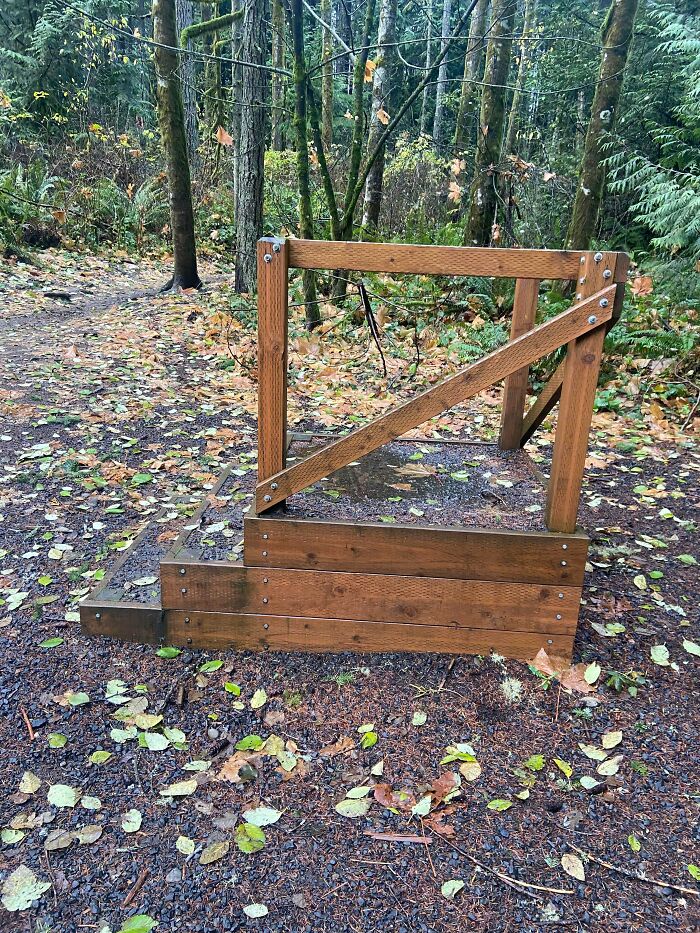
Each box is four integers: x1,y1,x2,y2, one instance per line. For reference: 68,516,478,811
81,601,164,644
244,516,587,585
165,611,574,659
161,562,580,633
287,239,584,280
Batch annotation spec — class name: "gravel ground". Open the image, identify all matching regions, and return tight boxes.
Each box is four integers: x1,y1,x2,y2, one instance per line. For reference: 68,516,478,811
0,253,699,933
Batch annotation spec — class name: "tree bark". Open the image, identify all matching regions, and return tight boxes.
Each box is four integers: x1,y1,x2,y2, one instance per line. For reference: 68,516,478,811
453,0,488,154
320,0,334,151
334,0,353,91
361,0,398,232
420,0,434,135
565,0,639,251
271,0,286,150
289,0,320,327
504,0,536,157
152,0,200,289
431,0,452,148
175,0,200,170
235,0,268,293
463,0,515,246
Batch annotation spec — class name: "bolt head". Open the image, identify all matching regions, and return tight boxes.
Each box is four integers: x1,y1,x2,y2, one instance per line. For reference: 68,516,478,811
558,592,564,599
262,550,268,557
556,613,562,621
580,256,586,264
599,298,609,308
561,560,567,567
272,242,281,252
547,639,553,645
263,623,270,630
263,253,272,263
271,482,278,490
579,277,586,284
603,269,612,279
262,597,269,604
95,612,101,619
263,494,272,502
181,587,187,594
185,617,190,624
588,315,597,324
180,568,186,575
594,251,603,262
562,544,568,550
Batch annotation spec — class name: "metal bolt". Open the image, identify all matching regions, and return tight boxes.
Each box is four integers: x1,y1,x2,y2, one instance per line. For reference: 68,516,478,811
588,315,597,324
579,277,586,284
95,612,101,620
187,638,192,645
179,568,186,576
580,256,586,265
263,623,270,630
272,242,281,253
547,639,553,645
262,550,268,557
599,298,609,308
561,560,567,567
263,578,269,584
558,592,564,599
263,494,272,502
263,253,272,263
262,534,268,540
603,269,612,279
556,614,562,621
271,482,278,490
562,544,568,550
594,251,603,262
185,617,190,624
181,587,187,594
576,293,582,300
262,597,269,604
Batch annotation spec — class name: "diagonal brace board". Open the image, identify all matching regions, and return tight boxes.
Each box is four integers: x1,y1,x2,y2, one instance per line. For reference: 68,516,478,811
519,358,566,446
256,285,615,512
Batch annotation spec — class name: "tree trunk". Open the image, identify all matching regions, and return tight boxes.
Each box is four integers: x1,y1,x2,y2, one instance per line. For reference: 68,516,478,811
453,0,487,154
463,0,515,246
420,0,434,135
334,0,353,92
271,0,286,150
235,0,268,293
361,0,398,232
431,0,452,148
152,0,200,289
175,0,199,170
565,0,639,250
504,0,536,157
320,0,334,151
289,0,320,328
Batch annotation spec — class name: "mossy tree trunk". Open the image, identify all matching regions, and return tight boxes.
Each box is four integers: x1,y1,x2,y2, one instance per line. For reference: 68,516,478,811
271,0,286,151
504,0,536,157
432,0,452,148
320,0,334,151
463,0,515,246
235,0,268,293
419,0,435,135
454,0,488,155
153,0,200,289
565,0,639,251
175,0,200,170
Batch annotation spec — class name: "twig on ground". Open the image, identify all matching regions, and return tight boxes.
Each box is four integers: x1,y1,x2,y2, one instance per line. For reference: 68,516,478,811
122,867,149,907
43,850,58,906
420,818,437,878
571,845,699,896
359,280,388,378
19,705,35,741
438,656,458,691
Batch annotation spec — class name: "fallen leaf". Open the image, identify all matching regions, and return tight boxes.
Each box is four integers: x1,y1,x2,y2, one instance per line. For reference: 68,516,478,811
200,840,230,864
561,852,585,881
441,879,465,899
335,797,372,818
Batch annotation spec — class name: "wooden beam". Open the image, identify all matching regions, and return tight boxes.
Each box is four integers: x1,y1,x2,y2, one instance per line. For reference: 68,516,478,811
499,278,540,449
165,611,575,659
256,286,616,511
520,359,566,446
257,237,289,485
287,239,584,279
244,516,588,585
546,252,617,533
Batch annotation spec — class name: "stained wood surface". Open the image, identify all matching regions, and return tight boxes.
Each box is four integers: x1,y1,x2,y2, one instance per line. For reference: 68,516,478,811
546,252,616,533
161,561,580,633
81,602,164,643
257,237,288,484
499,278,540,449
165,610,574,659
244,516,588,584
287,239,584,280
256,286,615,511
520,359,566,446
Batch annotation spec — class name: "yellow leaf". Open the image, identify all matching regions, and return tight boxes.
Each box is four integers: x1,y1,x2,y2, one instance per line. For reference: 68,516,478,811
216,125,234,146
376,107,390,125
364,59,377,82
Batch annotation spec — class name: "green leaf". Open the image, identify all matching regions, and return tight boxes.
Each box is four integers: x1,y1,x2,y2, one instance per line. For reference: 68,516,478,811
47,784,80,808
688,864,700,881
335,797,372,818
117,915,158,933
67,691,90,706
143,732,170,751
224,681,241,695
523,754,545,772
200,840,230,864
1,829,25,845
38,575,53,586
677,554,697,566
487,799,512,812
243,806,282,827
89,750,112,764
412,710,427,727
39,637,63,648
650,644,670,666
441,879,465,900
682,639,700,657
554,758,572,778
584,662,601,685
628,834,641,852
1,865,52,912
156,646,182,659
360,730,378,750
250,688,267,709
121,809,142,833
411,795,432,817
159,779,197,797
235,734,263,751
243,904,269,919
199,659,223,673
130,473,153,486
235,822,265,853
176,835,196,855
19,771,41,794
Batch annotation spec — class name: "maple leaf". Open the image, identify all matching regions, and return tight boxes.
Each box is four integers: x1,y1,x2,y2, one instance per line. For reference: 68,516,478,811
431,771,459,804
373,783,416,812
319,735,354,757
448,181,462,203
364,59,377,82
630,274,653,296
376,108,390,125
215,125,234,146
529,648,595,694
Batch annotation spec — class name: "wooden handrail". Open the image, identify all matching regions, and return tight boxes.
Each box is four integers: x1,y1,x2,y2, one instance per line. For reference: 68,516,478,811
286,239,584,280
256,285,616,512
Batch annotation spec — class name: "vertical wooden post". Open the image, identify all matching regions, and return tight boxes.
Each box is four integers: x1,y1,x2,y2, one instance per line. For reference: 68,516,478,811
546,251,618,533
257,237,288,511
499,277,539,449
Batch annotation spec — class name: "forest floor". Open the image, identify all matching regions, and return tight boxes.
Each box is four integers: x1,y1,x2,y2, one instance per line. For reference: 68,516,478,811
0,250,699,933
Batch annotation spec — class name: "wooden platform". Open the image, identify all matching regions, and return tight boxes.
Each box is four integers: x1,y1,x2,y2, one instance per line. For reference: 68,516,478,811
81,238,628,661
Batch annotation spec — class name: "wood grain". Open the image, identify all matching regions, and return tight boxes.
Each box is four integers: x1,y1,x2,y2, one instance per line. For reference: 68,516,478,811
165,610,574,659
520,359,566,446
161,561,580,633
257,237,288,485
287,239,584,280
244,516,588,585
81,602,164,644
499,278,540,449
256,286,615,511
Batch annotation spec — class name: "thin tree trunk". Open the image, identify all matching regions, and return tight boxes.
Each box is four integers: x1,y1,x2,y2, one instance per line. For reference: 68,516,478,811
320,0,334,150
565,0,639,250
361,0,398,232
152,0,200,289
431,0,452,148
420,0,434,135
235,0,268,293
271,0,286,150
231,1,242,199
454,0,488,154
175,0,199,170
463,0,515,246
334,0,353,91
504,0,536,156
289,0,319,328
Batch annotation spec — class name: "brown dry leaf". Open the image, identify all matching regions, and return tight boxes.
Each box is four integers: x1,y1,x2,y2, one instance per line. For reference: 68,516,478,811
448,180,462,203
395,462,436,478
319,735,355,757
373,783,416,812
376,107,390,125
424,809,456,837
431,771,459,803
630,274,653,296
542,171,556,182
364,59,377,82
215,125,234,146
52,209,66,224
217,751,260,783
529,648,595,694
